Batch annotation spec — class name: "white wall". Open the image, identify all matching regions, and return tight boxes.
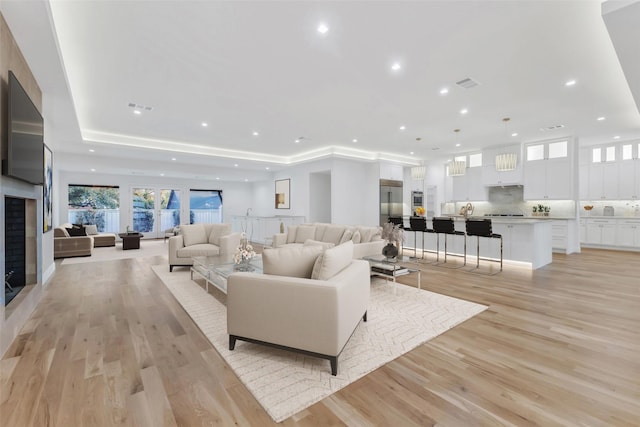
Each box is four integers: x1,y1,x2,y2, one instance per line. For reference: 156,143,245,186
309,172,331,223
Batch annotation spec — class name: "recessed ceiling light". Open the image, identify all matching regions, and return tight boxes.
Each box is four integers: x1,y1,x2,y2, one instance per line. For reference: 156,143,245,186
265,166,270,170
89,149,95,152
410,151,414,155
160,173,164,176
565,79,577,86
252,131,259,136
352,139,358,143
216,177,220,180
133,110,141,115
244,178,248,182
201,122,208,127
391,63,401,71
455,143,461,147
439,88,449,95
460,108,468,115
511,133,518,137
295,139,300,143
613,135,620,139
399,125,406,131
597,117,606,121
90,168,96,172
171,157,176,161
234,163,238,167
317,23,329,34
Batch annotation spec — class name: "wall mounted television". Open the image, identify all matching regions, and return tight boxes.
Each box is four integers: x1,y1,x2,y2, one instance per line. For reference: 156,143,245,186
2,70,44,185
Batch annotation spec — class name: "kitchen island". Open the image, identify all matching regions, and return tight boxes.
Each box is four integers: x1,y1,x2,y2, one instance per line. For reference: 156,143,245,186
404,217,553,269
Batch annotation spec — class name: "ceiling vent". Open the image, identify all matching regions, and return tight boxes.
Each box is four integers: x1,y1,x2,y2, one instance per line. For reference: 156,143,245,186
455,77,480,89
540,124,565,131
128,102,154,111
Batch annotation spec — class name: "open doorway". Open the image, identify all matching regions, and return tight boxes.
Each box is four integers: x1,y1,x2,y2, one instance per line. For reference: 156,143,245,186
309,171,331,223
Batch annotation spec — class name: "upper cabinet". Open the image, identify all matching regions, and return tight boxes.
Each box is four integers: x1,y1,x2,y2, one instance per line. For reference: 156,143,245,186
379,162,404,181
445,152,487,202
581,141,640,200
618,142,640,199
523,139,573,200
482,144,523,186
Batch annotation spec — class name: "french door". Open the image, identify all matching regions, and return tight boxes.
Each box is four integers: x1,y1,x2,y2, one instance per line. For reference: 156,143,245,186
131,188,181,238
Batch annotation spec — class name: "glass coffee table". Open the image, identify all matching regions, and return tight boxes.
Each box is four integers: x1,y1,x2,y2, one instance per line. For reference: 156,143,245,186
191,254,263,294
362,254,421,295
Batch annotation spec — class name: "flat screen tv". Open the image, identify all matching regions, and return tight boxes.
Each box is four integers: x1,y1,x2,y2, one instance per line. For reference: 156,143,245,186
2,70,44,185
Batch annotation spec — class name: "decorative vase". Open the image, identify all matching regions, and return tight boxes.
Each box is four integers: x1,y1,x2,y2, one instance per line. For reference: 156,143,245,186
234,257,253,272
382,242,399,259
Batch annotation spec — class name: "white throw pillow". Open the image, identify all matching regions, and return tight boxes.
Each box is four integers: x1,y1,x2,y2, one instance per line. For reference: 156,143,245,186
84,224,99,235
311,240,354,281
322,225,346,245
314,223,328,241
351,230,361,244
286,225,298,244
339,229,353,244
208,223,231,245
303,239,335,250
294,225,317,243
181,224,207,247
262,245,323,278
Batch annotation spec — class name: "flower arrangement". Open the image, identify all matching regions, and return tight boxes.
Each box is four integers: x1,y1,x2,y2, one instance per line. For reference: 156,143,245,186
381,222,405,243
415,206,425,216
234,232,256,265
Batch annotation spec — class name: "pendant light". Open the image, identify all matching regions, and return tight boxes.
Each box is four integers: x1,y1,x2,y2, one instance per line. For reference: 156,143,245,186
496,117,517,171
448,129,466,176
411,166,425,180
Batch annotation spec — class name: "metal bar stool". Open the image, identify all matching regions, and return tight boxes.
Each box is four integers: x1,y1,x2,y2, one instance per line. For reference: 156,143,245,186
432,217,466,267
409,216,436,262
464,218,503,274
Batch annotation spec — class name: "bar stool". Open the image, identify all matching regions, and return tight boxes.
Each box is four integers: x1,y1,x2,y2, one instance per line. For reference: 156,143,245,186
465,218,502,274
409,216,436,262
432,217,466,267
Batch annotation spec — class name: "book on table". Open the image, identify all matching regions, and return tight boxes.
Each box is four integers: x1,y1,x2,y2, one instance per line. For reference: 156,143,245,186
371,263,409,275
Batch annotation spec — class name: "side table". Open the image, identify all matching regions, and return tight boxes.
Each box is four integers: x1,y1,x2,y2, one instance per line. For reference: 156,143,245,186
118,232,142,250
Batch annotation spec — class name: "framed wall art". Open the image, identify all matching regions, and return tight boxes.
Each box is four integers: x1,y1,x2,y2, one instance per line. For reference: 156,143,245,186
43,144,53,233
275,178,290,209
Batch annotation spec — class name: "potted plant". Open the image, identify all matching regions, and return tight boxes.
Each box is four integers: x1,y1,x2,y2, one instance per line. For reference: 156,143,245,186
381,222,405,259
532,206,538,216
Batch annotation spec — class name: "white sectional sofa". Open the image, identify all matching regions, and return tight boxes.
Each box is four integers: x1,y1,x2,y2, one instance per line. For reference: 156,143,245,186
168,223,241,272
227,241,370,375
272,222,385,259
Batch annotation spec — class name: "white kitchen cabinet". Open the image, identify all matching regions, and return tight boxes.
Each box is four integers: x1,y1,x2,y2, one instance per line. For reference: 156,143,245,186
379,163,403,181
585,218,617,246
618,159,640,199
587,161,619,200
551,220,567,251
523,140,573,200
616,219,640,248
451,167,486,201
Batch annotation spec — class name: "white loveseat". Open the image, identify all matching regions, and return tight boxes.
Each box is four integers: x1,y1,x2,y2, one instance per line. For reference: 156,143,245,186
168,223,241,272
227,241,370,376
272,222,385,259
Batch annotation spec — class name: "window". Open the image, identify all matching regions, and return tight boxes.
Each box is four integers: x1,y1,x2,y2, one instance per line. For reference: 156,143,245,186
68,185,120,232
605,145,616,162
592,147,602,163
622,144,633,160
548,141,567,159
592,145,617,163
189,189,223,224
527,144,545,161
468,153,482,168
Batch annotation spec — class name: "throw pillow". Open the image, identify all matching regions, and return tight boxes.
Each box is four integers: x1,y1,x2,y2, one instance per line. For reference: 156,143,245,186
351,230,361,244
339,229,353,244
357,226,374,243
262,245,323,278
84,224,99,235
303,239,335,250
311,240,354,281
208,223,231,246
294,225,316,243
314,223,328,241
181,224,207,247
66,226,86,237
322,225,346,245
286,225,298,244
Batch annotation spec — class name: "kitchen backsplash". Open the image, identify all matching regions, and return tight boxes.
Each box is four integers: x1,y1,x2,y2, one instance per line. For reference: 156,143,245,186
579,200,640,217
442,200,577,217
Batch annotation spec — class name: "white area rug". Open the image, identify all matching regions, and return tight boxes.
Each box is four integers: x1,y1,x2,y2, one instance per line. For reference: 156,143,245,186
62,239,167,265
152,265,487,423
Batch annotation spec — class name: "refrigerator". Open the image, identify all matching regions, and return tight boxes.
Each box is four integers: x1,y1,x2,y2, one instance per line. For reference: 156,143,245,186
379,179,403,226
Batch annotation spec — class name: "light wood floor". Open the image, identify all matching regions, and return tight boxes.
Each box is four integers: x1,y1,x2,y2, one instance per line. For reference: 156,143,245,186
1,248,639,426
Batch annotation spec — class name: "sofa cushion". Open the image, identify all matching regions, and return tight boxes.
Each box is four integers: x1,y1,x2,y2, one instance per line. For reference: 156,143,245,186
66,225,86,236
286,225,298,244
181,224,207,247
294,225,316,244
339,229,353,244
351,230,361,244
322,225,346,245
208,223,231,246
303,239,335,250
84,224,99,235
314,223,328,241
356,226,381,243
54,227,70,238
176,243,220,258
311,240,354,281
262,245,323,278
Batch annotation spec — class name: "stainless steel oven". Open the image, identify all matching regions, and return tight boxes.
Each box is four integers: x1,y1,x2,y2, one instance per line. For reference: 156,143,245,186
411,191,423,210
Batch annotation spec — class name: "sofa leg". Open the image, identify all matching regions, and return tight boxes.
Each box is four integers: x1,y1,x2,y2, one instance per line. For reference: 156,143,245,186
169,265,174,272
330,357,338,376
363,311,367,322
229,335,237,351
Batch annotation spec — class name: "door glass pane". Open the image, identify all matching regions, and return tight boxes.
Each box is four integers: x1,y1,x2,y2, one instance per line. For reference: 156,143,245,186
133,188,155,232
622,144,632,160
548,141,567,159
68,185,120,232
592,148,601,163
605,146,616,162
160,189,180,231
527,144,544,161
189,189,223,224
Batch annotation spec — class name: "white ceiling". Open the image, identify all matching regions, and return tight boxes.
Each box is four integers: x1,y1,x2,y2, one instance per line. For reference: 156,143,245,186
3,0,640,181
